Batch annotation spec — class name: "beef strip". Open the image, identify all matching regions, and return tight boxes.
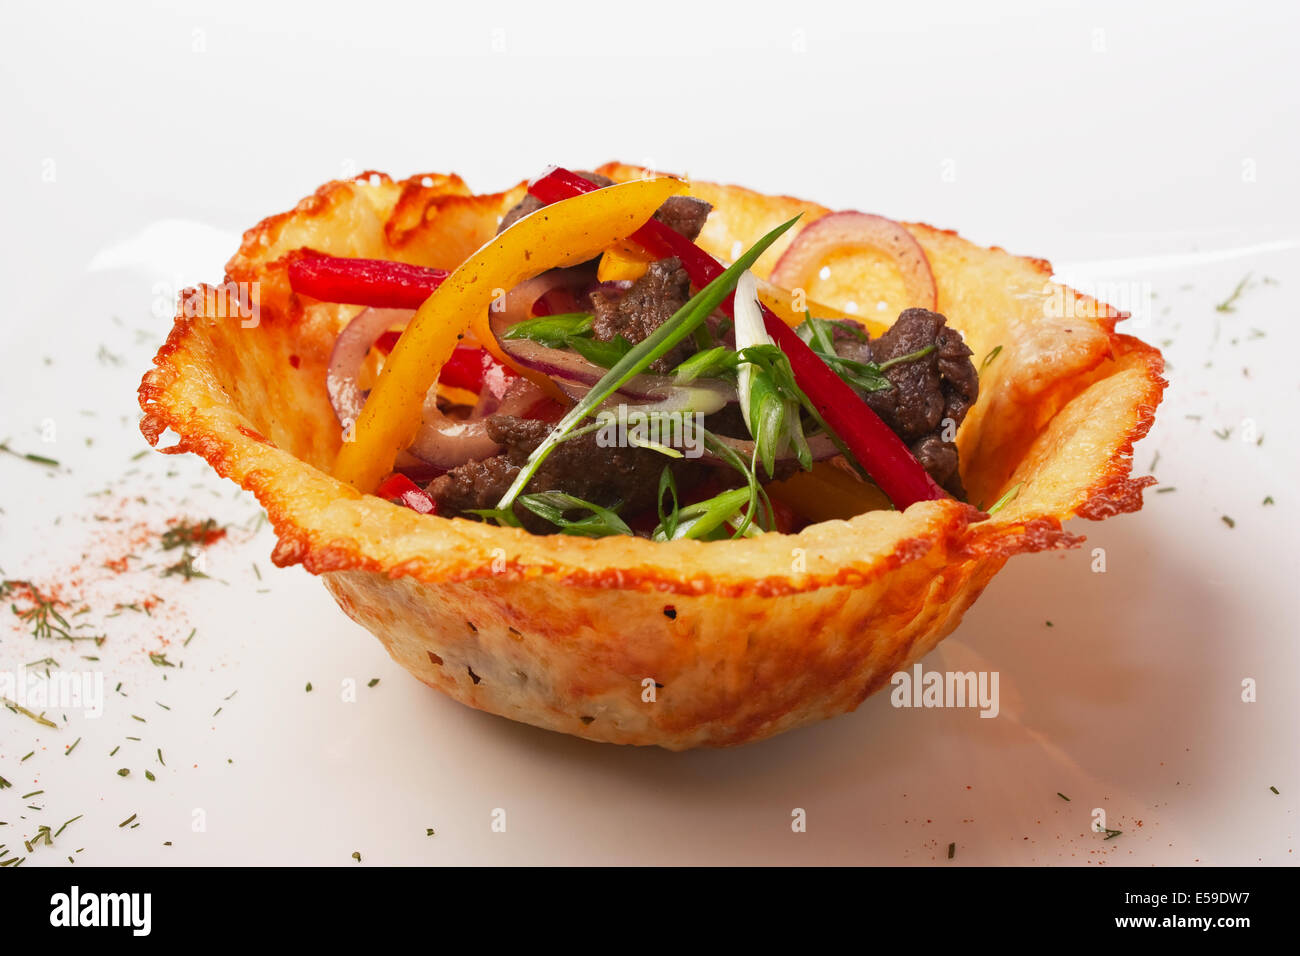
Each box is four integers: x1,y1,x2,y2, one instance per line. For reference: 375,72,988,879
426,414,708,533
588,257,692,373
833,308,979,498
497,174,713,241
496,171,615,235
651,195,712,241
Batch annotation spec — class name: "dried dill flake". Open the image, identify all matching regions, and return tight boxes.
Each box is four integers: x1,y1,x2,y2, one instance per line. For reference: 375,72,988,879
161,550,207,580
160,518,226,551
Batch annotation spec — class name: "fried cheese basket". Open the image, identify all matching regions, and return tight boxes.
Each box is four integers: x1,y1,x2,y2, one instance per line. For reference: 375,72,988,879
139,163,1165,750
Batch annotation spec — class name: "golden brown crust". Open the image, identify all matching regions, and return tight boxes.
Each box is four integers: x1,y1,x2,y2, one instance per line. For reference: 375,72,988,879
137,166,1165,747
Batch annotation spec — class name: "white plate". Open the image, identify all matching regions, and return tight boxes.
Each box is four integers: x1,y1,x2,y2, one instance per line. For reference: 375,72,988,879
1,0,1295,866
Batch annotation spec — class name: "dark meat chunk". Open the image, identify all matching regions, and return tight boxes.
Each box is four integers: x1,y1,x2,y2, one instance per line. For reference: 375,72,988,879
496,171,615,235
426,414,707,533
588,257,691,373
864,308,978,438
908,435,961,494
832,309,978,498
423,454,520,518
830,321,874,365
652,195,712,241
497,175,712,242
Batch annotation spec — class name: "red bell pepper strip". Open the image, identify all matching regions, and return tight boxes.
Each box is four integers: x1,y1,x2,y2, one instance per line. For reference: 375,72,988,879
374,340,518,401
528,167,947,509
375,473,438,515
288,252,448,310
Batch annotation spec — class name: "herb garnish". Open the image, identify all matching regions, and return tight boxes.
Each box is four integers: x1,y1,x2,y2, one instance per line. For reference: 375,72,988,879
1215,273,1252,313
672,346,740,383
517,493,632,538
161,551,208,580
0,442,59,468
160,518,226,551
494,216,799,516
501,312,593,348
3,696,58,728
985,482,1023,516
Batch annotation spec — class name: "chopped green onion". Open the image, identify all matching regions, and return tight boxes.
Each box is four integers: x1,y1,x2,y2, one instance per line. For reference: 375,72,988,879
985,482,1023,516
567,334,633,368
672,346,739,383
515,492,632,538
501,312,593,348
494,215,800,514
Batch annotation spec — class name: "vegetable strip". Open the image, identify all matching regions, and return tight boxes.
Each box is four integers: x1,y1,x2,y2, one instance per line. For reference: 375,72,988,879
333,177,686,491
528,167,947,509
288,253,448,310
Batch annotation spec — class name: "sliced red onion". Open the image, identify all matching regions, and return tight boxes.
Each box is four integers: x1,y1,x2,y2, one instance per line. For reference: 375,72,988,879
406,376,545,469
327,307,414,426
326,306,546,471
491,269,591,326
494,328,731,402
769,211,938,311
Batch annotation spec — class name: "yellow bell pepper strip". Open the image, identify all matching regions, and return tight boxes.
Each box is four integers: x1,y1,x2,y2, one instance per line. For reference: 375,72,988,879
766,460,893,521
333,176,686,492
596,244,655,283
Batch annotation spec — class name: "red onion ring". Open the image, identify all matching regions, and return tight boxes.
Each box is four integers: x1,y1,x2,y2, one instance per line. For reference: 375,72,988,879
327,307,413,427
491,269,592,326
406,377,543,469
326,306,544,471
491,313,731,403
769,211,938,311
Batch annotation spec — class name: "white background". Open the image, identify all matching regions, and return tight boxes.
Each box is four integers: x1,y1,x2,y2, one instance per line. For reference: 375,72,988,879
0,0,1295,865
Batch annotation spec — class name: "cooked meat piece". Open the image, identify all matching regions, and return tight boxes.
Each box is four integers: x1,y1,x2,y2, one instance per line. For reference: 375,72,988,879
864,308,977,439
497,176,712,242
652,195,712,241
423,453,520,517
831,309,978,498
427,414,708,533
908,434,962,497
830,321,874,365
588,257,692,373
496,171,615,235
